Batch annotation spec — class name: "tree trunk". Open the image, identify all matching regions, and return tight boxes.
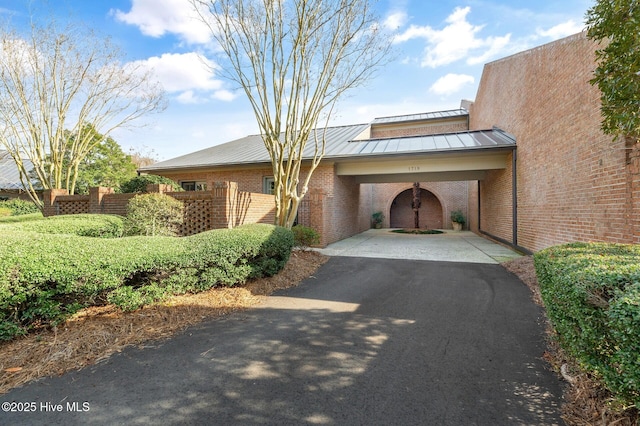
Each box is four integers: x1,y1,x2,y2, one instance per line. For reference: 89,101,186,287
412,182,421,229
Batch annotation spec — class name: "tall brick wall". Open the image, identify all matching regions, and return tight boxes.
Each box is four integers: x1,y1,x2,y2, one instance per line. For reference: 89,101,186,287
479,154,513,243
470,32,638,251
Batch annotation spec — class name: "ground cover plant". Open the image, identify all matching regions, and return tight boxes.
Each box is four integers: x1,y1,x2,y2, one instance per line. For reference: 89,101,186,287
534,242,640,409
391,229,443,235
0,221,293,341
291,225,320,248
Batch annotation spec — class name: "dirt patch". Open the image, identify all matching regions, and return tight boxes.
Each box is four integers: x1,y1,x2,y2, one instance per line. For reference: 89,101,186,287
501,256,639,425
0,250,328,395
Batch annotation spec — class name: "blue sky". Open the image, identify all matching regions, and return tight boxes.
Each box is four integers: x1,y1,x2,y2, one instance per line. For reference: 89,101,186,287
0,0,592,160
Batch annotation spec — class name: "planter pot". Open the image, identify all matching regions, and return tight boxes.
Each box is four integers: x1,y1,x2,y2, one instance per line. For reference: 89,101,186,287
452,221,463,231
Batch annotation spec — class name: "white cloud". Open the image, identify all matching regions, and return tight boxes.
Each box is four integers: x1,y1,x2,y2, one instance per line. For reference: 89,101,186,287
537,20,584,39
467,34,511,65
384,11,408,30
429,74,475,96
112,0,211,45
393,6,510,68
128,52,234,103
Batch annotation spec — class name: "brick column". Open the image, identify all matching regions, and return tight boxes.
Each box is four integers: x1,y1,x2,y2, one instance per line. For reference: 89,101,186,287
307,189,326,246
89,187,114,214
42,189,69,217
211,181,239,229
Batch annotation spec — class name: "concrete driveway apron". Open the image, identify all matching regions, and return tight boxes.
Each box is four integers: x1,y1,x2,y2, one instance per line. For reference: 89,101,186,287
318,229,523,263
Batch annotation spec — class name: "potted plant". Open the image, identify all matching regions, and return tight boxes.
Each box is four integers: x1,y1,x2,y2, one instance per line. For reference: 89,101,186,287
451,210,465,231
371,211,384,229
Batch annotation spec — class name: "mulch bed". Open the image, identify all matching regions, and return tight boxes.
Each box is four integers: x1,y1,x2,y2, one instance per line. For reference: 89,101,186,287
0,250,328,395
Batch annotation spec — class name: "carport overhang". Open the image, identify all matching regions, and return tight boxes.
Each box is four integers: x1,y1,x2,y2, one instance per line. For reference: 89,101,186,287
329,135,523,253
334,148,514,183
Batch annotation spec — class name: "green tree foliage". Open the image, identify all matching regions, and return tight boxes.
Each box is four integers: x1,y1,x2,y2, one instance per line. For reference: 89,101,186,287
120,175,183,193
586,0,640,139
32,125,138,194
124,193,184,237
73,131,138,194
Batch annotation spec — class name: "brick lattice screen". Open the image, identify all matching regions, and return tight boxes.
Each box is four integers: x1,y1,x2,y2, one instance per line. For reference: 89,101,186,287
42,182,275,237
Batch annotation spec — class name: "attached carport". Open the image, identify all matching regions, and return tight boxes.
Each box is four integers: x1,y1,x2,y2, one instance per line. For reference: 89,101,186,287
334,129,514,184
325,128,520,250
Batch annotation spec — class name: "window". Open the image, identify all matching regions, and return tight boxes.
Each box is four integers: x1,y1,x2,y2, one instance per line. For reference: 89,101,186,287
263,177,275,195
180,181,207,191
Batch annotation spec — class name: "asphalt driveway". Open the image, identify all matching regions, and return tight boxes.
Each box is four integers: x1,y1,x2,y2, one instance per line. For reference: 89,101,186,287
1,256,563,425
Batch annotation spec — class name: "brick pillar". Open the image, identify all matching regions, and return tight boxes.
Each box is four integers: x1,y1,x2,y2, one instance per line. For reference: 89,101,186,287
308,189,326,246
42,189,69,217
211,181,239,229
89,187,114,214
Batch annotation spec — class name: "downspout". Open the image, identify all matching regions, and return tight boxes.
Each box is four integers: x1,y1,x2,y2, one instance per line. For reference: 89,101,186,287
512,149,518,248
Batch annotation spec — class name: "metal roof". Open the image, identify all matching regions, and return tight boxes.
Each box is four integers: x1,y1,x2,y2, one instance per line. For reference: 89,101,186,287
141,124,515,173
371,108,468,125
0,150,33,190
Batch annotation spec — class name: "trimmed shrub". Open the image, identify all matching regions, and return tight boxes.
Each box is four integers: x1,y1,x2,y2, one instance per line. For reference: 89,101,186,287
0,214,124,238
0,208,11,217
292,225,320,248
0,199,40,216
0,224,293,339
0,213,44,223
124,193,184,237
534,242,640,406
120,175,182,193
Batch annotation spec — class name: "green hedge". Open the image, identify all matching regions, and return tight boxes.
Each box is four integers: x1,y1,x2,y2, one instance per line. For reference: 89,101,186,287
0,214,125,238
0,213,44,223
0,224,293,340
534,242,640,406
0,199,40,216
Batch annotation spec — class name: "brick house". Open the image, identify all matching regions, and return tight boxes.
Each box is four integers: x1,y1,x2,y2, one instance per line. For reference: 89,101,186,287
142,31,640,252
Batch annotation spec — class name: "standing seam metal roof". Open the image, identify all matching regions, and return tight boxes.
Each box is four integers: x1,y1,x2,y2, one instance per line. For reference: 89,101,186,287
370,108,468,125
0,151,33,190
141,124,515,172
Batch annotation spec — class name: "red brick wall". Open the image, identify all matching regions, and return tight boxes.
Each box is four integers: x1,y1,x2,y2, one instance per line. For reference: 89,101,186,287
363,181,470,230
470,32,638,251
371,118,468,138
389,188,443,229
479,153,513,242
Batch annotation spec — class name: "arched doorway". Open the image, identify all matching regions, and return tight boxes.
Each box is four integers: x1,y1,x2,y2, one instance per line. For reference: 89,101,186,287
390,188,443,229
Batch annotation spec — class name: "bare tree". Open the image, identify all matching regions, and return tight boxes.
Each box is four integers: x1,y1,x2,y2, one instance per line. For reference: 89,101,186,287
192,0,391,228
0,18,165,208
